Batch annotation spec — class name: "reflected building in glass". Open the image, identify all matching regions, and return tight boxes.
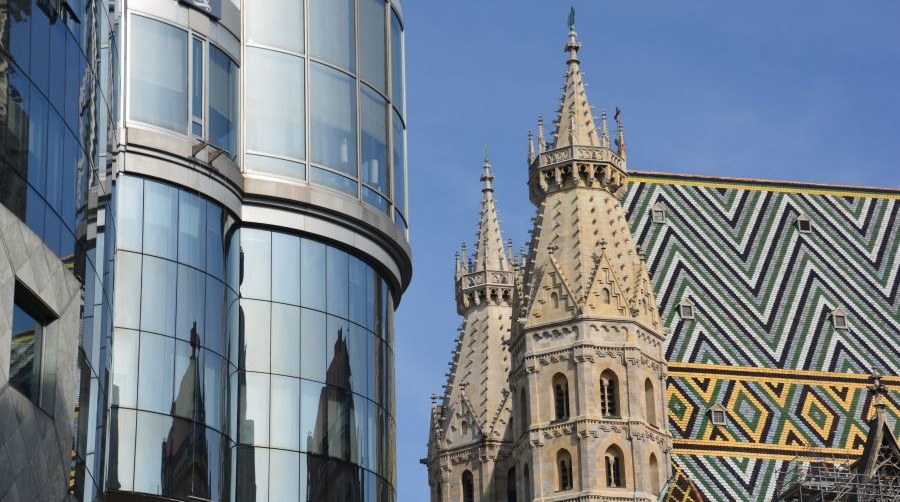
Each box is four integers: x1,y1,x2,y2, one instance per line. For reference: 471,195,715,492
71,0,410,501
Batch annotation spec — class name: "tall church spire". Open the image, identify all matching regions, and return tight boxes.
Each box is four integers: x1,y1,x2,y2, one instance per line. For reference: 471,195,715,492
551,13,600,149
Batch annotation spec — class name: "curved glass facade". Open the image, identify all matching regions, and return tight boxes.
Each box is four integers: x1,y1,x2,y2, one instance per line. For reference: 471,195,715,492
243,0,408,229
233,228,397,500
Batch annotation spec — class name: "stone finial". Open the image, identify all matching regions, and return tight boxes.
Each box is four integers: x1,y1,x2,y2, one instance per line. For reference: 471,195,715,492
615,107,627,160
528,130,535,164
538,116,546,152
600,109,610,148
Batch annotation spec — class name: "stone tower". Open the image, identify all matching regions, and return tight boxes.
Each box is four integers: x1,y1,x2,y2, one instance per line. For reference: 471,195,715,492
423,155,518,501
509,16,672,501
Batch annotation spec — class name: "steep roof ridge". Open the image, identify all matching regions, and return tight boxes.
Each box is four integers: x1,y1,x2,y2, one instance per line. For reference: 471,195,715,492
551,23,599,149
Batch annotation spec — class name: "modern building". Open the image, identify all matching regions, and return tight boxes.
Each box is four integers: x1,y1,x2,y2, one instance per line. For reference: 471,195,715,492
423,15,900,502
2,0,411,501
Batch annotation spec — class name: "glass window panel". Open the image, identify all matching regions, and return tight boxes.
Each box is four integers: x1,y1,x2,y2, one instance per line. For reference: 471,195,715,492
270,450,300,500
191,37,203,134
141,256,177,336
360,0,387,92
300,308,326,382
245,48,305,160
130,15,188,132
209,44,238,155
29,0,49,90
365,267,377,331
245,154,306,181
361,86,388,196
311,167,358,197
173,339,200,420
205,276,226,355
326,246,349,317
203,350,226,431
390,10,404,109
367,329,378,402
134,411,174,494
348,325,367,397
235,446,269,502
246,0,303,52
226,228,242,293
309,0,355,71
241,299,271,373
272,232,301,305
48,21,66,112
240,372,270,446
138,332,175,414
363,186,390,214
45,110,64,211
9,300,43,402
177,265,206,341
391,111,406,216
326,315,350,390
106,408,136,490
116,176,143,252
5,67,29,178
367,400,379,475
111,329,139,407
353,394,368,466
27,88,48,195
7,0,30,73
143,180,178,260
240,228,271,300
206,203,225,279
227,290,241,366
300,239,326,311
300,379,325,454
113,251,142,329
178,190,206,269
272,303,301,378
270,375,301,450
348,256,367,327
311,63,357,175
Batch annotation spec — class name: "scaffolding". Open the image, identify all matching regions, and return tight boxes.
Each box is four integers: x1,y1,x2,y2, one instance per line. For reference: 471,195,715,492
773,450,900,502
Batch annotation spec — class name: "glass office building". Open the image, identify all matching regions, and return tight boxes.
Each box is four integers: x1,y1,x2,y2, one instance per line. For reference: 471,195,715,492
91,0,411,500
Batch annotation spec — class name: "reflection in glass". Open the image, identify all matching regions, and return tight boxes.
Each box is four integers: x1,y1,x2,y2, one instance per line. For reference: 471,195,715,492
271,303,301,377
359,0,387,92
301,308,326,382
349,256,368,327
130,15,188,132
241,300,271,373
270,449,300,500
240,372,270,446
245,48,305,161
141,256,177,336
311,63,357,175
309,0,355,71
246,0,304,52
270,375,300,450
9,301,43,402
209,44,238,156
134,411,173,494
203,350,226,431
138,332,175,414
206,203,225,279
113,251,142,329
240,228,271,300
206,276,226,355
116,176,143,252
106,408,137,490
176,264,206,340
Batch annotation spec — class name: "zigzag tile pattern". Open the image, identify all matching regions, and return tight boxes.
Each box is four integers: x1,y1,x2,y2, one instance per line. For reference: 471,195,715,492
623,174,900,501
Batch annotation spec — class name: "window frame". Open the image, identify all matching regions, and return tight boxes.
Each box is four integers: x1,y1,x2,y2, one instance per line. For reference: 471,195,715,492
8,280,58,409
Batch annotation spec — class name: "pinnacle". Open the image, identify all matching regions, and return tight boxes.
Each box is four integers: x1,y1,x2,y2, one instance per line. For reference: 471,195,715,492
472,155,510,273
552,27,600,149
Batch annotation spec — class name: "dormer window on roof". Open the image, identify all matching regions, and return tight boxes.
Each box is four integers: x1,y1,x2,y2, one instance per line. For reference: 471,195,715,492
651,202,666,224
679,298,695,320
710,403,728,426
796,213,812,234
832,307,848,330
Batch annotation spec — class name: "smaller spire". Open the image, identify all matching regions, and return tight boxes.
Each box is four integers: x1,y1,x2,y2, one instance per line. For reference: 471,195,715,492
615,107,627,159
481,147,494,194
528,130,535,164
538,116,546,152
565,7,581,64
600,109,610,148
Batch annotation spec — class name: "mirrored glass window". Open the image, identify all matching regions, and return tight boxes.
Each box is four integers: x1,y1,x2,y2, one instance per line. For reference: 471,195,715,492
111,329,139,407
300,308,326,382
240,300,271,373
300,379,325,454
205,277,226,355
300,238,327,311
246,0,303,53
178,191,206,269
176,264,206,340
133,411,173,494
272,232,301,305
240,372,270,446
143,180,178,260
271,303,301,378
360,0,387,92
361,85,388,199
392,111,406,223
390,9,404,110
245,48,305,162
138,332,175,414
130,15,187,132
114,251,142,330
206,203,225,279
270,375,300,450
141,256,177,337
9,298,44,402
117,176,143,252
106,409,137,490
326,246,349,317
209,44,238,156
311,63,357,175
203,350,226,431
309,0,355,71
270,450,300,499
240,228,271,300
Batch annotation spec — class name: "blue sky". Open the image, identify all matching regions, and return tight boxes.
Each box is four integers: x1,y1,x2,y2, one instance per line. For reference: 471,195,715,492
395,1,900,499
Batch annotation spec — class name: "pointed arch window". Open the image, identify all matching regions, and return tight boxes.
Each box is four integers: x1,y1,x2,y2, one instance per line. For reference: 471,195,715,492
557,449,574,491
600,370,619,417
551,291,560,309
644,378,657,426
605,445,624,488
649,453,661,494
601,287,610,304
462,470,475,502
507,466,517,502
552,373,570,420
